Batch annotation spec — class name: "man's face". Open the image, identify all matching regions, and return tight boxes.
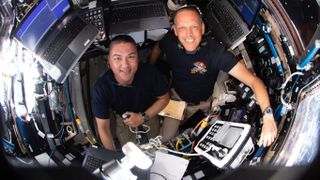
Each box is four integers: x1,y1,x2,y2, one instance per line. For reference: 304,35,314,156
173,9,205,52
108,42,138,85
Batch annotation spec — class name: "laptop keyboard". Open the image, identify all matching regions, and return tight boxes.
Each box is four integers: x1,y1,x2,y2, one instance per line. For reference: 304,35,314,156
81,6,105,41
83,155,105,172
42,16,87,64
206,2,244,42
83,154,150,180
111,3,165,23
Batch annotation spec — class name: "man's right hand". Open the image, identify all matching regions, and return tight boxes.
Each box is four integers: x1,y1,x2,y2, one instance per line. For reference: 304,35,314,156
122,112,144,127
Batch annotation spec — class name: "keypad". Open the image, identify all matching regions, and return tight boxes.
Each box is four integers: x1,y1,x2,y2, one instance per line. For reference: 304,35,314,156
81,7,105,41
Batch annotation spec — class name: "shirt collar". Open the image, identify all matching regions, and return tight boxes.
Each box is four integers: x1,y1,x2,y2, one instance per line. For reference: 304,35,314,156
108,70,137,88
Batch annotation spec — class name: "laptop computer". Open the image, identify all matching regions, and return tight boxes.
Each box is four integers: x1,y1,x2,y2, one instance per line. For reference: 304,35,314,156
108,0,170,34
204,0,261,50
82,146,150,180
14,0,99,84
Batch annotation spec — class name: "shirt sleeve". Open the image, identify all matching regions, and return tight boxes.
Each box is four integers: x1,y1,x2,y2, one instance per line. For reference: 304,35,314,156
210,40,238,72
219,50,238,72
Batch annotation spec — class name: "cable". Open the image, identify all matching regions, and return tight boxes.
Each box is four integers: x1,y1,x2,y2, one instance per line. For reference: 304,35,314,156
129,124,151,134
289,75,301,92
65,78,75,122
160,143,229,157
179,143,191,152
175,138,183,151
2,137,15,153
191,141,196,151
280,95,292,110
191,118,205,136
248,145,255,156
195,117,209,136
46,89,65,138
158,147,201,156
48,110,65,166
129,124,150,145
53,121,65,138
191,114,220,136
280,72,304,110
280,72,304,90
275,73,301,120
238,145,255,165
148,136,202,157
149,136,163,147
74,0,89,9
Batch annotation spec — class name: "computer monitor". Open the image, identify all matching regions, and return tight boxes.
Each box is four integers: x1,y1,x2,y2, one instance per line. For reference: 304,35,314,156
228,0,262,29
14,0,70,52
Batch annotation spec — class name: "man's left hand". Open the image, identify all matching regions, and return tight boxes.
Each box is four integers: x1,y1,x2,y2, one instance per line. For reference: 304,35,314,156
260,116,277,147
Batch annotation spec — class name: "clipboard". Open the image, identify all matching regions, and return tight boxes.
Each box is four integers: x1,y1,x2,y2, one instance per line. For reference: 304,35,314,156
158,99,186,120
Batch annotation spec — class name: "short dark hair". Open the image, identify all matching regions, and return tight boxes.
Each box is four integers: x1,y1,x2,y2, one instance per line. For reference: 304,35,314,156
109,35,137,50
174,5,203,24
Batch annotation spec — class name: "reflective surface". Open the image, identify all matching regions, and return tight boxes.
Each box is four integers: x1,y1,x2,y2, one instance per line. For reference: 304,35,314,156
274,79,320,166
279,0,319,48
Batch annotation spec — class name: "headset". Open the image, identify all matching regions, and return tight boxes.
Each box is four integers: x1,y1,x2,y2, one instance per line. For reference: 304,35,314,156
176,4,203,18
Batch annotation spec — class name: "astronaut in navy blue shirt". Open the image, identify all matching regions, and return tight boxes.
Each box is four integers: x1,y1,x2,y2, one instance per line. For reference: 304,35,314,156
150,6,277,147
92,35,169,150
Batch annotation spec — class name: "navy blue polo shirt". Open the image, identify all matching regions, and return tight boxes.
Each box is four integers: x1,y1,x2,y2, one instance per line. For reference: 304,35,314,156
159,31,238,104
92,63,169,119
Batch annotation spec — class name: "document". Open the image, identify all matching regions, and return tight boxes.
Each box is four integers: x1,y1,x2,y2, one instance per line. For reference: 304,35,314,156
150,151,189,180
158,99,186,120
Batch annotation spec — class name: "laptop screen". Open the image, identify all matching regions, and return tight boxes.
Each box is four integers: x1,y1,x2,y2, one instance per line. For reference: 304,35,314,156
228,0,261,29
14,0,70,51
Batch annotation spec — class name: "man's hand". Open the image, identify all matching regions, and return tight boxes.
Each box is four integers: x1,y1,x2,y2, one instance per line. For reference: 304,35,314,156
260,115,277,147
123,112,144,127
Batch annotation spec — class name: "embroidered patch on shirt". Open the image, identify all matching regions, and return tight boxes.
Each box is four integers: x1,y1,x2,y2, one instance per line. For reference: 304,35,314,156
191,61,207,74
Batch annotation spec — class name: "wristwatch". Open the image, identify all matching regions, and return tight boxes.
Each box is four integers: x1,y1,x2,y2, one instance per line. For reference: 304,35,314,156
263,107,273,116
141,112,151,122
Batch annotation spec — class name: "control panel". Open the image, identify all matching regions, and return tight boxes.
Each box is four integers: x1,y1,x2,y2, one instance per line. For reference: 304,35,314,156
81,6,105,41
194,120,253,169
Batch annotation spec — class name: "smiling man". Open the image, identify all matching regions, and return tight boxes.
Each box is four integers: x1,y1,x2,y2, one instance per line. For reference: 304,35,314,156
92,35,169,150
150,6,277,147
